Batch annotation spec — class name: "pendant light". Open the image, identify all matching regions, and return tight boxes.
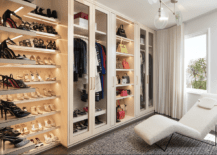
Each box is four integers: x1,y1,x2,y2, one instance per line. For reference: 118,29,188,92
175,11,183,26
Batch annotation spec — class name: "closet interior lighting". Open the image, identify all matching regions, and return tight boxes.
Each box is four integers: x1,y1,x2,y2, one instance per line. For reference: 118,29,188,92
116,17,132,25
14,7,24,13
23,15,58,25
11,35,23,40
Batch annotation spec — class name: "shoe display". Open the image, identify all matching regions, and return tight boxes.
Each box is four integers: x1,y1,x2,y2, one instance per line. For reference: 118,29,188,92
21,124,30,135
35,138,44,146
31,92,38,98
44,104,51,112
24,93,30,100
43,88,52,97
49,132,58,141
44,134,52,144
37,121,43,131
31,106,38,115
17,94,24,100
36,105,44,114
49,119,56,127
31,122,39,133
36,88,43,98
49,104,56,111
44,120,52,128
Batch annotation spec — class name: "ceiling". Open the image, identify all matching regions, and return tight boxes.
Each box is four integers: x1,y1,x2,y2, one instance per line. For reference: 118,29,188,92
97,0,217,30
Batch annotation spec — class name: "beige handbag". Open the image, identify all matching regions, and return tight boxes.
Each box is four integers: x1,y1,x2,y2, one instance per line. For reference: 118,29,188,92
117,43,128,53
116,58,123,69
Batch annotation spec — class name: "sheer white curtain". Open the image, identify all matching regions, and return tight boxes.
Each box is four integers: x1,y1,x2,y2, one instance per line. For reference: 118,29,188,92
154,25,185,119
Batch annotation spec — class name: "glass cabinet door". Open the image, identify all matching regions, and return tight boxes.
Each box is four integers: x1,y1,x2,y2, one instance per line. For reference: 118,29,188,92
72,0,92,139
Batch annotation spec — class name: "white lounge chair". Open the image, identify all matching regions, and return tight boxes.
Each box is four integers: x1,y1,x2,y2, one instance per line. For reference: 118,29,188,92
134,93,217,151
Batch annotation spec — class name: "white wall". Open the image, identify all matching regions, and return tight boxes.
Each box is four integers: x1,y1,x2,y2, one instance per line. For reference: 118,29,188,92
184,10,217,110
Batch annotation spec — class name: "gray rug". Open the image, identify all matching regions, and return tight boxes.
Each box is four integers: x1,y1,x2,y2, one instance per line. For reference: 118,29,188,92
42,119,217,155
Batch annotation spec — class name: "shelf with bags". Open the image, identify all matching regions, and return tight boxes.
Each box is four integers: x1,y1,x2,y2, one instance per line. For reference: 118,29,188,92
116,69,134,72
22,126,60,139
0,88,35,95
35,110,61,119
25,80,60,85
0,0,36,18
74,24,106,40
116,52,134,57
117,115,134,124
116,35,134,43
116,95,134,100
8,45,61,54
24,141,60,155
1,141,35,155
0,59,36,65
24,12,60,25
0,65,61,68
116,84,134,87
0,26,36,37
0,114,35,128
73,109,106,123
13,96,60,105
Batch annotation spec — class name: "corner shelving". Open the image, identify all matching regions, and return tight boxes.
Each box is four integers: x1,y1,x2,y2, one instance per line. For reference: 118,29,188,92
0,88,35,95
0,59,36,65
13,96,60,105
0,26,36,37
8,45,60,54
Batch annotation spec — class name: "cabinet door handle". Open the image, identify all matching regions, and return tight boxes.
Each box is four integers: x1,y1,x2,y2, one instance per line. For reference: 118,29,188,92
137,76,138,85
93,77,95,90
90,77,92,90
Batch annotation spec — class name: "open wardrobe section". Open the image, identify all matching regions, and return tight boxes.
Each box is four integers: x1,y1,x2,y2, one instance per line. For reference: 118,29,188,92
0,0,156,154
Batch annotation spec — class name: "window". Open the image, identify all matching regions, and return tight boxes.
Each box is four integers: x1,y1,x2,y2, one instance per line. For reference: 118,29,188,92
185,34,207,91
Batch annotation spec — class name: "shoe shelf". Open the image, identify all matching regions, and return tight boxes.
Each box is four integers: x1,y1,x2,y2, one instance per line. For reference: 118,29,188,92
0,88,35,95
14,96,60,105
25,80,60,85
74,24,106,40
140,43,145,46
95,122,106,129
8,45,60,54
31,30,61,39
0,114,35,128
116,52,134,57
73,109,106,123
24,12,60,25
1,141,35,155
117,115,134,124
0,58,36,65
116,83,134,87
24,142,60,155
0,65,61,68
140,49,145,52
116,35,134,43
116,95,134,100
35,110,61,119
22,126,60,139
116,69,134,72
0,26,36,37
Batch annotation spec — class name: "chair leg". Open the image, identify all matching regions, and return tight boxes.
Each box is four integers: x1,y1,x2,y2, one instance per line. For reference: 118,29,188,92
155,134,174,152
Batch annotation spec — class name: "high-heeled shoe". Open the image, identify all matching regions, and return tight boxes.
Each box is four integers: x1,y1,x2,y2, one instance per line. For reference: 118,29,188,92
35,137,44,146
48,58,56,65
36,71,43,81
0,127,21,137
31,122,38,132
36,56,44,65
17,94,24,100
30,139,39,148
49,133,58,141
30,55,36,61
1,100,30,119
36,121,43,131
30,71,35,81
49,119,56,127
31,92,38,98
36,105,44,114
15,125,23,135
2,10,24,29
43,88,52,97
39,39,46,48
31,106,38,115
48,89,56,96
44,57,51,65
2,137,29,150
24,93,30,100
24,74,30,82
44,104,51,112
36,88,43,98
44,134,52,144
44,120,52,128
21,124,30,135
49,104,56,111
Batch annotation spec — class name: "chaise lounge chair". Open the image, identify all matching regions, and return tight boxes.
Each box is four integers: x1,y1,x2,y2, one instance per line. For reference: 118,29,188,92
134,93,217,151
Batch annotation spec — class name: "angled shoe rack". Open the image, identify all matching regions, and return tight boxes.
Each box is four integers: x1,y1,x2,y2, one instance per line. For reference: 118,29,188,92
0,0,63,154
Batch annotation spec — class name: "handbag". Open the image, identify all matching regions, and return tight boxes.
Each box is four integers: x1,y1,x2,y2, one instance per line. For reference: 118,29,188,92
120,90,128,97
116,24,127,38
116,58,123,69
122,59,130,69
121,78,127,85
74,12,88,20
122,73,130,84
117,101,125,120
116,75,121,85
117,43,128,53
127,90,131,95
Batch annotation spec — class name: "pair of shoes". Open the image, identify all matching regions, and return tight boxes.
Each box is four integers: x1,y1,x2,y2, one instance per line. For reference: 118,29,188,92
44,133,58,144
95,117,103,125
0,74,30,89
47,40,57,50
74,109,86,116
19,39,32,47
30,138,44,148
45,74,56,81
31,6,57,19
44,57,56,65
44,103,56,112
74,121,87,130
31,106,44,115
44,119,56,128
95,107,102,111
0,100,30,120
43,88,56,97
2,136,30,149
47,9,58,19
33,38,46,48
32,22,45,32
30,71,43,82
46,26,58,35
0,127,21,137
30,121,43,132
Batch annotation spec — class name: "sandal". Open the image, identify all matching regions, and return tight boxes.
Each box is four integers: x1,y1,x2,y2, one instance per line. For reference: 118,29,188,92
35,138,44,146
49,133,58,141
48,58,56,65
49,119,56,127
31,122,38,132
43,88,52,97
39,39,46,48
36,71,43,81
21,124,30,135
44,103,51,112
31,106,38,115
44,57,51,65
44,120,52,128
49,104,56,111
37,121,43,131
30,55,36,61
36,88,43,98
24,74,30,82
48,89,56,96
36,56,44,65
44,134,52,144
